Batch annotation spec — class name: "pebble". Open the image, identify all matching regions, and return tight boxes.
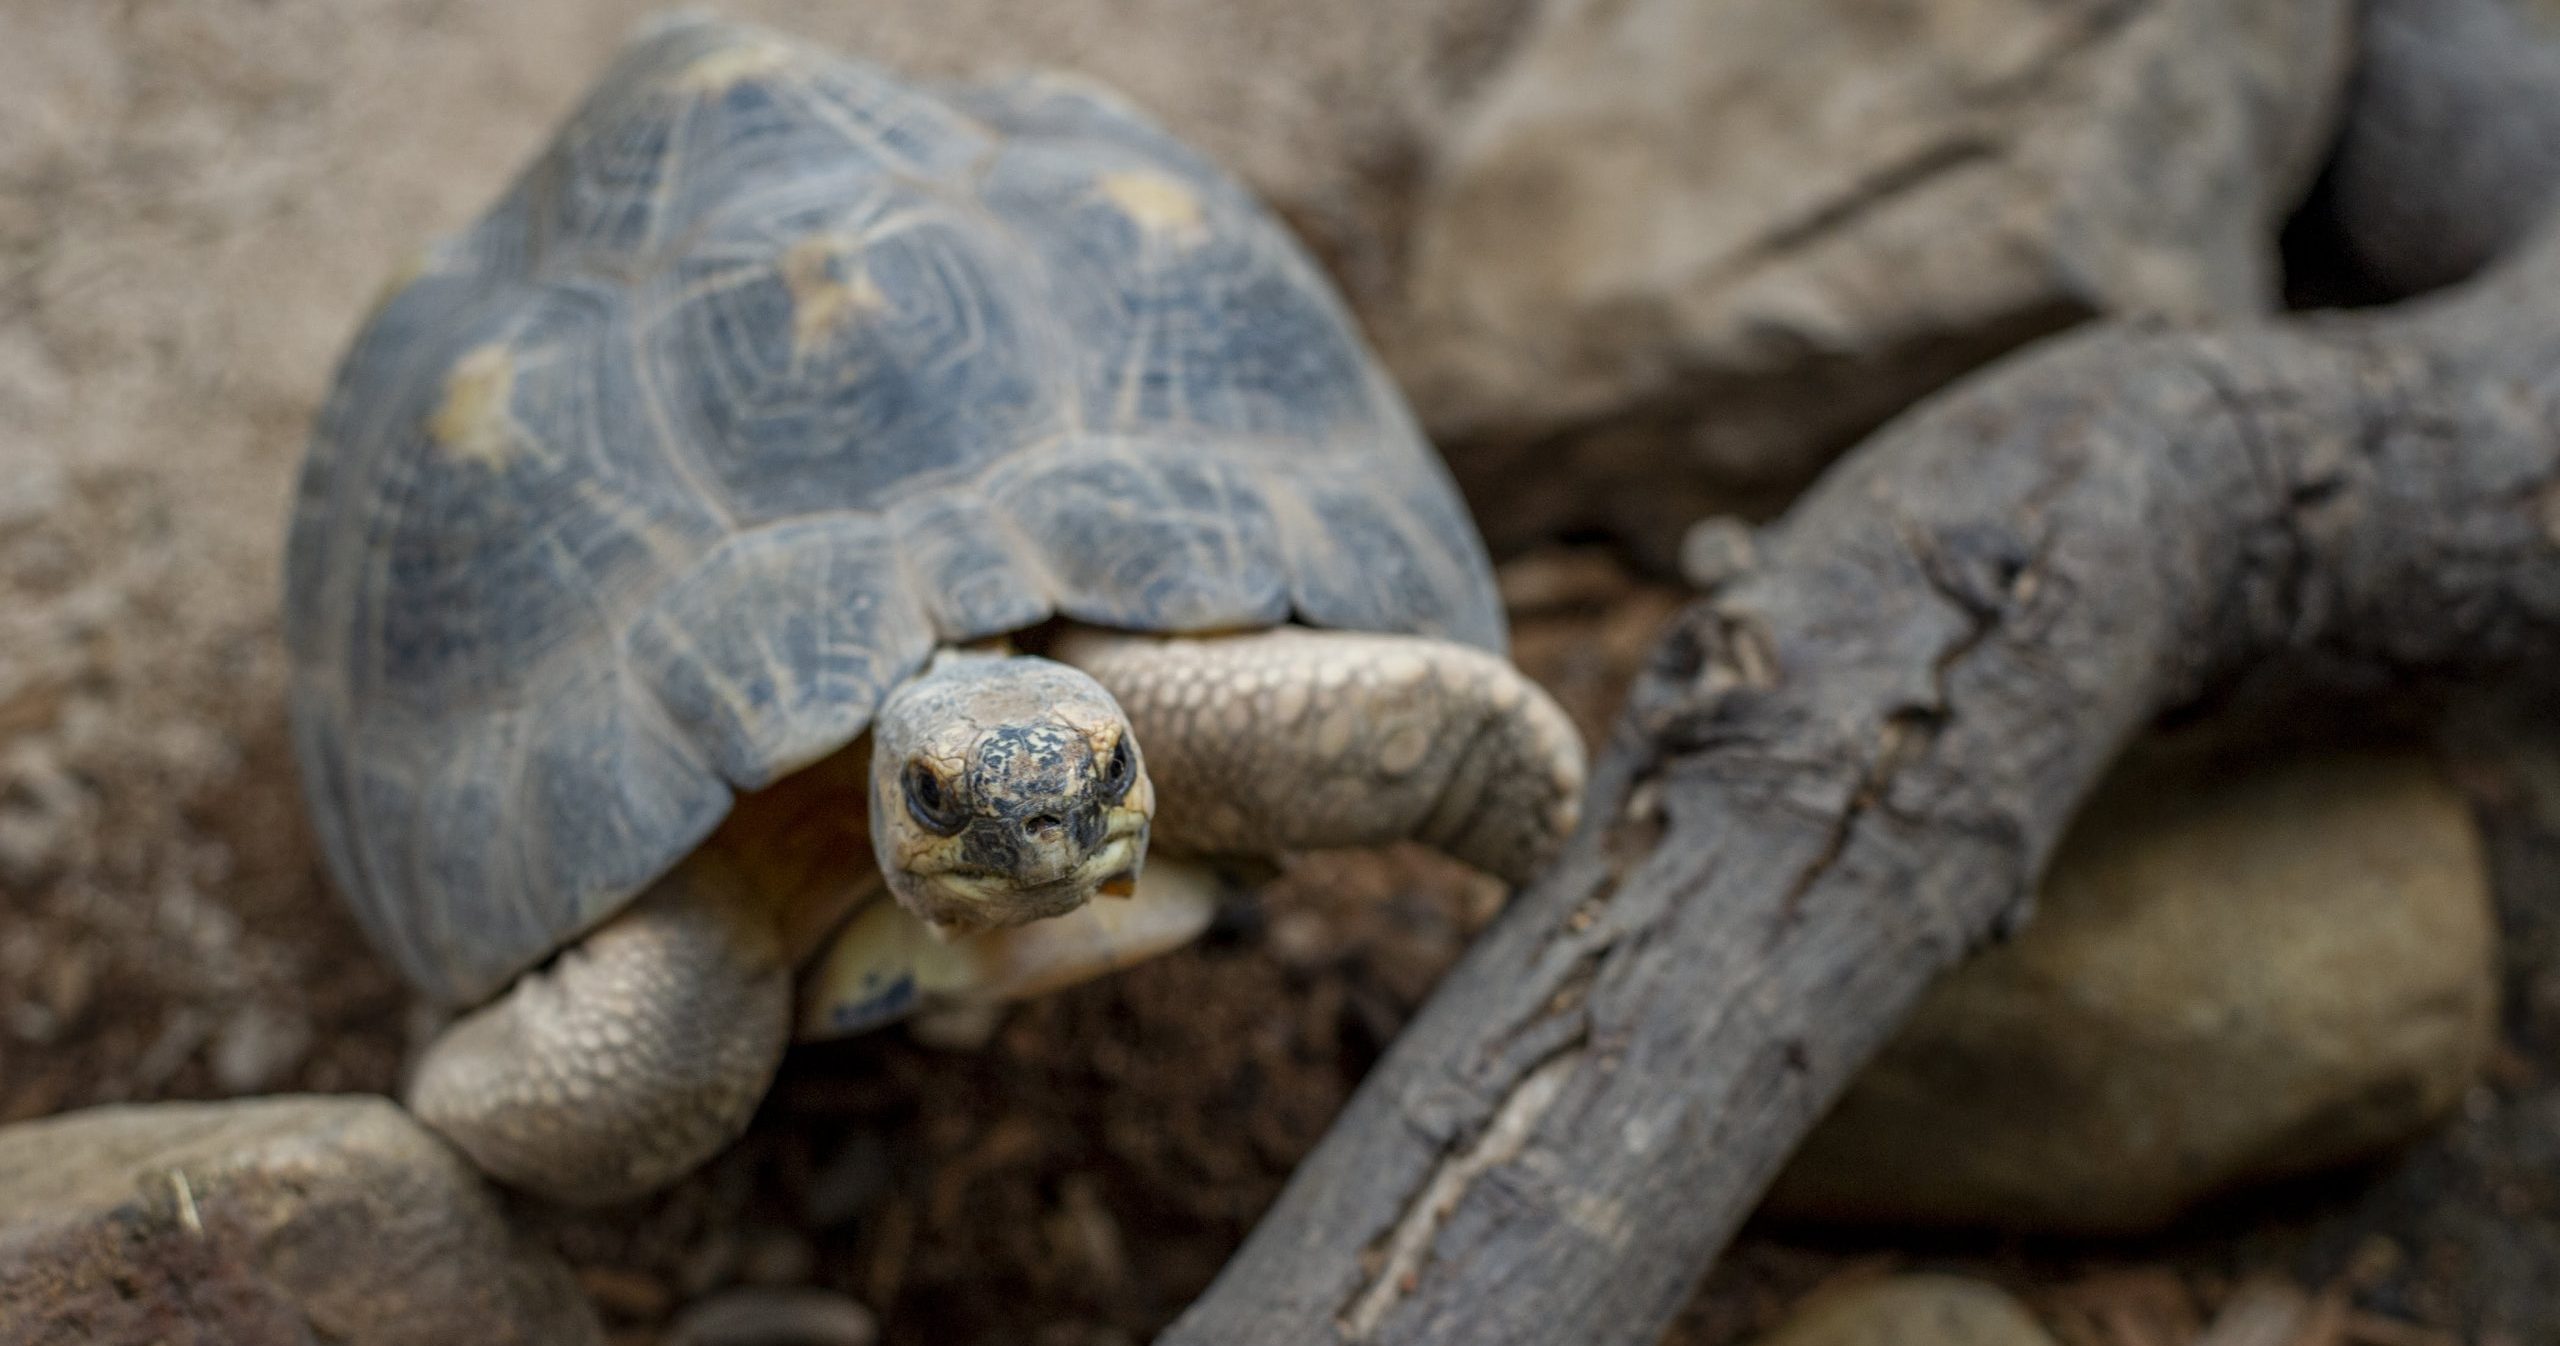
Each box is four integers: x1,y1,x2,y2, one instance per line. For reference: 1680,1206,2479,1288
209,1003,313,1094
1752,1275,2057,1346
1765,747,2497,1234
1677,516,1757,589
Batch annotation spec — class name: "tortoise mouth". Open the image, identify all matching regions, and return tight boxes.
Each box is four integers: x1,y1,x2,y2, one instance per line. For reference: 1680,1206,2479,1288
900,813,1148,935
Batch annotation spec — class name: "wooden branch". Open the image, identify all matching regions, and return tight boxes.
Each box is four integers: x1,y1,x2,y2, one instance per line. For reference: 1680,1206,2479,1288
1162,16,2560,1345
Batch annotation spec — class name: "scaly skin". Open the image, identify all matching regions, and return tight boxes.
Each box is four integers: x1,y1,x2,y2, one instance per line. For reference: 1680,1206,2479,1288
405,852,789,1206
409,651,1152,1206
865,651,1153,935
1055,627,1586,886
799,627,1586,1037
412,629,1586,1204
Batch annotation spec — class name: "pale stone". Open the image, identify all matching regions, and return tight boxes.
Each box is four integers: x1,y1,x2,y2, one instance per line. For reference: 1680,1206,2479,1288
1766,746,2498,1235
1751,1276,2058,1346
0,1095,602,1345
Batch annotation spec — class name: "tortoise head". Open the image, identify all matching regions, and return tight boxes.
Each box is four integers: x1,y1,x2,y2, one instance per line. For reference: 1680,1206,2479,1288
868,650,1152,936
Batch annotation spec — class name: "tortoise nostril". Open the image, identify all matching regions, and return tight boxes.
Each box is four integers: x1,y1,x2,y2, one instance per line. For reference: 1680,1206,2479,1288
1024,812,1063,835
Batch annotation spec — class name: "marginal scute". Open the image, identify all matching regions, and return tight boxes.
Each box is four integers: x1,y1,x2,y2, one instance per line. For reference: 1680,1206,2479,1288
1285,468,1504,650
285,15,1503,1007
287,268,491,675
326,661,730,1004
351,283,723,715
890,488,1055,643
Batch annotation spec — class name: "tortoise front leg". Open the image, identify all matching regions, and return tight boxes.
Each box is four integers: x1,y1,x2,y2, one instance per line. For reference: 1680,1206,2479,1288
406,855,789,1206
1054,628,1586,885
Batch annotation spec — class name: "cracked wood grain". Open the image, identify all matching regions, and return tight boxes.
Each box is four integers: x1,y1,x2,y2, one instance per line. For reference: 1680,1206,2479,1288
1163,10,2560,1338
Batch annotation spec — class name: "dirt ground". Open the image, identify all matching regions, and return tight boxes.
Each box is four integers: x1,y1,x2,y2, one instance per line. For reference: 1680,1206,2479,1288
11,532,2558,1346
4,4,2558,1345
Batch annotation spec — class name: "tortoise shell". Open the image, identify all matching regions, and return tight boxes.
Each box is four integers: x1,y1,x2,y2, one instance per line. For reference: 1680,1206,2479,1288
283,16,1503,1006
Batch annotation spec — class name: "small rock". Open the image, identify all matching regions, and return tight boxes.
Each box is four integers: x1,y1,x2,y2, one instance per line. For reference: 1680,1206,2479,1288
906,1001,1005,1052
1766,746,2498,1235
1752,1276,2057,1346
666,1287,878,1346
208,1002,313,1094
1266,906,1336,972
0,1095,601,1345
1677,517,1756,590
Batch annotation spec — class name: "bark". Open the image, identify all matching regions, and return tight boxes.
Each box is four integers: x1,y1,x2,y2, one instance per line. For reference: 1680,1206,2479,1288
1164,24,2560,1346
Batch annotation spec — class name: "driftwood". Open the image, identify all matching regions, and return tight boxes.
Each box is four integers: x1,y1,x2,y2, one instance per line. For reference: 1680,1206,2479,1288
1164,4,2560,1342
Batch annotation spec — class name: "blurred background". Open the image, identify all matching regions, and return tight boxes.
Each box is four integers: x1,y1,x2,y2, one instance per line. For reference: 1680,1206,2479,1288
3,2,2557,1344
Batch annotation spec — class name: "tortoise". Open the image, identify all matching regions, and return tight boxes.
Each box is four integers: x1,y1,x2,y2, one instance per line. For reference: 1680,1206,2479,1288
284,14,1585,1206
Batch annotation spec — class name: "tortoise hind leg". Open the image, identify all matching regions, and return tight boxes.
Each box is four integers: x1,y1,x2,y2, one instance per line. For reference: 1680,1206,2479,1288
1054,627,1586,885
406,855,789,1206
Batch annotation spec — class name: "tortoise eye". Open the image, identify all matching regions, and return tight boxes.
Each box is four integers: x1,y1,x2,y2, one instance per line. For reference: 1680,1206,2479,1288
1102,737,1135,802
904,762,965,835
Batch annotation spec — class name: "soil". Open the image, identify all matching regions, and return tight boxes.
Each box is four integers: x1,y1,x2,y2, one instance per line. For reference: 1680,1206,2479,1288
3,4,2556,1346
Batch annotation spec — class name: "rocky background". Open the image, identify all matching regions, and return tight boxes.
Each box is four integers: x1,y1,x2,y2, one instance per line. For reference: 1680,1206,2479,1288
2,1,2555,1344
